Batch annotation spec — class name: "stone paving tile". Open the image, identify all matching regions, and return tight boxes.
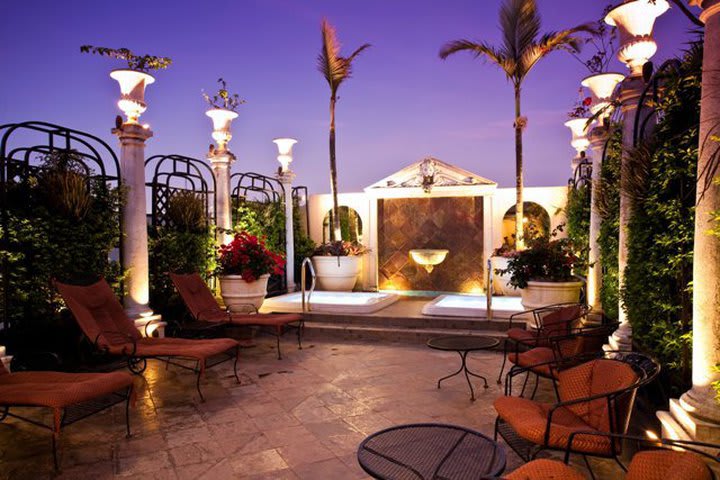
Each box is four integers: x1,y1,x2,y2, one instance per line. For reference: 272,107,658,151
0,337,633,479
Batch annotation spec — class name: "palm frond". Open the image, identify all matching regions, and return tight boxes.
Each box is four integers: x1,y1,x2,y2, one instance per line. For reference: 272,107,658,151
500,0,540,61
317,19,346,91
517,24,595,79
439,40,515,80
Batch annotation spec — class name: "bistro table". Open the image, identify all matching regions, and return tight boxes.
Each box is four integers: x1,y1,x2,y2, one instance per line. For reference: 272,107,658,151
426,335,500,401
357,423,506,480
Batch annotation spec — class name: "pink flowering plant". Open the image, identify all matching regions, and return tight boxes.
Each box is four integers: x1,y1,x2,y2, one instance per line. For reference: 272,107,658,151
498,225,579,289
216,232,285,281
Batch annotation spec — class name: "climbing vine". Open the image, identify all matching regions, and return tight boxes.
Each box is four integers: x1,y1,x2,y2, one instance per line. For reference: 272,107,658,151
565,184,591,276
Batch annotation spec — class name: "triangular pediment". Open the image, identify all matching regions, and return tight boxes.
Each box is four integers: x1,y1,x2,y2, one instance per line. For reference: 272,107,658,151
365,157,496,194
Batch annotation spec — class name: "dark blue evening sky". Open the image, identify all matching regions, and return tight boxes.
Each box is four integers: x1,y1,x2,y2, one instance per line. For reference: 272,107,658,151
1,0,697,194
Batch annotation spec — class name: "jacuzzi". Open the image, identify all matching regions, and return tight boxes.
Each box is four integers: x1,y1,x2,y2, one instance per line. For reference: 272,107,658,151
422,294,524,319
260,291,399,314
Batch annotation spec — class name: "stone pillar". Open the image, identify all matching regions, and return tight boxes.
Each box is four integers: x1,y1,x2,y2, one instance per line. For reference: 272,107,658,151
659,0,720,442
587,126,609,314
113,123,153,319
277,171,296,292
607,77,644,350
208,151,235,245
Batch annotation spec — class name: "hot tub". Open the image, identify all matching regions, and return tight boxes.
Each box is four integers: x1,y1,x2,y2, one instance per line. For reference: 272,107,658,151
422,294,524,319
260,291,399,314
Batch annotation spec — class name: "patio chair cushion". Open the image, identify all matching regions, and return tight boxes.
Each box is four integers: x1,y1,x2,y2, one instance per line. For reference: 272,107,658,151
557,359,638,432
626,449,712,480
0,371,133,408
507,328,541,345
509,347,556,378
504,459,585,479
106,337,238,361
493,395,612,454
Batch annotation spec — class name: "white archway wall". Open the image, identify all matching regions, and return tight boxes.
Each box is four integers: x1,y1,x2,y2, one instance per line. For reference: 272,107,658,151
490,187,569,250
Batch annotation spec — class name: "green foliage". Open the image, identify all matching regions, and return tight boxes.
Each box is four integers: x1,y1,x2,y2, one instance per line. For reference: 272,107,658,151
621,43,702,394
202,78,246,112
149,192,215,316
498,225,580,289
80,45,172,72
2,151,123,352
597,128,622,321
565,184,591,275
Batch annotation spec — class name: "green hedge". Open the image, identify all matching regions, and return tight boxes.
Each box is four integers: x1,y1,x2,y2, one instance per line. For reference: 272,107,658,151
621,44,702,394
565,184,591,276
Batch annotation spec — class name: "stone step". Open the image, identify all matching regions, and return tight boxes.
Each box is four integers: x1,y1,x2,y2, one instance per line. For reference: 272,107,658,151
303,321,507,347
303,312,510,331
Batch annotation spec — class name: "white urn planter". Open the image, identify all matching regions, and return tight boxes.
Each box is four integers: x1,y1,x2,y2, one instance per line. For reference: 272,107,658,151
206,108,238,152
312,256,361,291
490,256,520,297
110,69,155,123
219,274,270,312
520,280,584,311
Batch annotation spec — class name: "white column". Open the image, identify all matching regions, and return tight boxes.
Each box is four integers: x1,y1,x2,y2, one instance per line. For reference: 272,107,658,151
659,0,720,441
208,152,235,245
587,126,609,314
278,172,296,292
113,123,153,318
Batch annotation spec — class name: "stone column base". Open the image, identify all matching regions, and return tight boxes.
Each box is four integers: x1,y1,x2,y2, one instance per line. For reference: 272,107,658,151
131,313,166,338
658,398,720,444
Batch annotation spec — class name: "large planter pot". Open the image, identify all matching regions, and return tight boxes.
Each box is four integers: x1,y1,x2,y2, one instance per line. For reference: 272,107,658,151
109,69,155,123
520,280,584,311
312,256,361,291
219,274,270,312
490,256,520,297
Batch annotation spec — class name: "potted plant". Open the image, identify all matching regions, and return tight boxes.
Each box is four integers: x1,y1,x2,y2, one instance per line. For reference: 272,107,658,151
490,238,520,296
80,45,172,123
216,232,285,312
203,78,246,153
498,225,584,310
312,241,369,291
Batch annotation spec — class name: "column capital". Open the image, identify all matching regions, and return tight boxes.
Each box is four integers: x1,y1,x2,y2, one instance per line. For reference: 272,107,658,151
691,0,720,22
588,125,611,146
618,76,645,107
276,170,296,185
111,123,153,142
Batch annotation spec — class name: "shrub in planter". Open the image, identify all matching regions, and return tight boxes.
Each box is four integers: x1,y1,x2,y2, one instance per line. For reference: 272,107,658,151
216,232,285,311
312,241,369,291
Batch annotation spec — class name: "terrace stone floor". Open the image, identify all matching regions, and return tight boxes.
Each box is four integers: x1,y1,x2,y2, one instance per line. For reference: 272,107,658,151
0,336,630,479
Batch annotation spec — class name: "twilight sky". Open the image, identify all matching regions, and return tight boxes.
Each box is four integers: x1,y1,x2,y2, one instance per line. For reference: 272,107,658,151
1,0,697,194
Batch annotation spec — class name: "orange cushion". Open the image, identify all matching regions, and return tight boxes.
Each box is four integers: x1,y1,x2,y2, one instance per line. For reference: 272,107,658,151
504,459,586,480
107,337,238,361
494,395,612,454
509,347,557,378
0,371,133,408
626,450,712,480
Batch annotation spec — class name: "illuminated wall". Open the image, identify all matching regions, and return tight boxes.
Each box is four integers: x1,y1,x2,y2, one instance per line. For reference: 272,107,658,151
377,196,484,292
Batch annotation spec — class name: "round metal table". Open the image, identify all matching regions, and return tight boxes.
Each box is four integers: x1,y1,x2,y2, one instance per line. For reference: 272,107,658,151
426,335,500,401
357,423,506,480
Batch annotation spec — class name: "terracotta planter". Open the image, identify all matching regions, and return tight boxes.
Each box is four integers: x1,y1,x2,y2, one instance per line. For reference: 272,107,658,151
312,256,362,291
520,280,584,311
219,274,269,312
490,256,520,297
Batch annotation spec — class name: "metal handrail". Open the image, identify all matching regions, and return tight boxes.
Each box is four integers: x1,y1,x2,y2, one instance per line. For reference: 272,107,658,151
486,258,493,320
300,257,316,313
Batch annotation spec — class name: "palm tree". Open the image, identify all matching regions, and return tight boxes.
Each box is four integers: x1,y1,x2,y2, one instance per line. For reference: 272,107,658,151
440,0,592,249
317,19,370,241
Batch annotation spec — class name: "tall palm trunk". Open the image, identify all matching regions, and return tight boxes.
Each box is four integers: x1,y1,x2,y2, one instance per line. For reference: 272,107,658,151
328,92,341,241
514,85,525,250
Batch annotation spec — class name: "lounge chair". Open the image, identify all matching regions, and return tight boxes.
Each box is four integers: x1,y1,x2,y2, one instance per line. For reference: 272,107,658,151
170,272,304,360
55,278,240,401
0,355,134,470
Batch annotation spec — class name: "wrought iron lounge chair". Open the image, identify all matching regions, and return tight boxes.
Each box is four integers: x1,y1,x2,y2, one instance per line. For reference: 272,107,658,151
0,355,134,470
55,278,240,401
494,352,660,478
170,272,304,360
497,302,591,384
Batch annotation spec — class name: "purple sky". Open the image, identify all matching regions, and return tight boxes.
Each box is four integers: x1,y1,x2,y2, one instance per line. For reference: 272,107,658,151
2,0,697,194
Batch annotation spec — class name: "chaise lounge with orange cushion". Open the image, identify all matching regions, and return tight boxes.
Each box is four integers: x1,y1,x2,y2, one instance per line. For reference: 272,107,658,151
0,357,134,470
170,272,304,360
55,278,240,401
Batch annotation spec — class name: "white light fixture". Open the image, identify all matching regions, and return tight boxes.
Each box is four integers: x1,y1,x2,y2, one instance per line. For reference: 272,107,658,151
581,73,626,119
409,249,449,274
110,69,155,124
206,108,239,152
273,137,298,172
564,118,592,154
605,0,670,76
